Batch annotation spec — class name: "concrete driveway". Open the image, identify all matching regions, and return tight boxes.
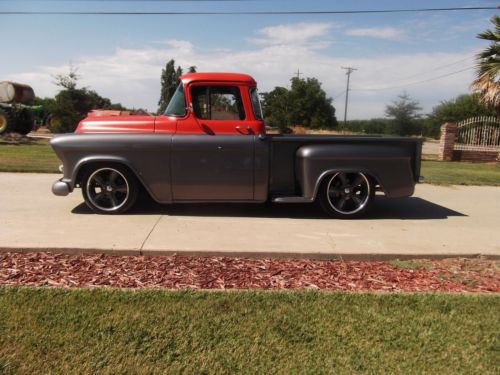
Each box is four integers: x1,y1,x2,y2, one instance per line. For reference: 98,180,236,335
1,172,499,259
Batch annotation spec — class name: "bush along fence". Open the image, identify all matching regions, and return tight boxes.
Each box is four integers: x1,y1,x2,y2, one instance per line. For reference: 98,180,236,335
439,116,500,162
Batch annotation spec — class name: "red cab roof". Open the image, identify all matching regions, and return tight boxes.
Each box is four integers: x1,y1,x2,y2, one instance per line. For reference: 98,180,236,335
179,72,256,85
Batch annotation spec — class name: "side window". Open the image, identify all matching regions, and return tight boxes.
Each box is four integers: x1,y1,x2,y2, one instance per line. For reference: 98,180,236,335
191,86,245,121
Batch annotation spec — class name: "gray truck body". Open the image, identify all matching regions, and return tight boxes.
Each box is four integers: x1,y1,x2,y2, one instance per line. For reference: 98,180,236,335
50,133,422,203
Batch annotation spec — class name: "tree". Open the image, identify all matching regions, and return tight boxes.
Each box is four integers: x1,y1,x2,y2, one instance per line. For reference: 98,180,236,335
289,77,337,129
385,93,422,136
261,76,337,131
430,93,495,122
53,65,80,90
471,15,500,110
157,59,183,114
260,87,291,129
48,68,126,133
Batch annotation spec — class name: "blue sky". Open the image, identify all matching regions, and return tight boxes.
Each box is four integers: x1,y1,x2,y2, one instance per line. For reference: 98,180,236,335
1,0,497,118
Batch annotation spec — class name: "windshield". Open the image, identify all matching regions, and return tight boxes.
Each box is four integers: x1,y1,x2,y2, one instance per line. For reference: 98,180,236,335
249,87,263,120
165,83,186,116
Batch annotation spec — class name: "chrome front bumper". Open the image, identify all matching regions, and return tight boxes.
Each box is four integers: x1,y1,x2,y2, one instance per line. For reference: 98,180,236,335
52,180,70,196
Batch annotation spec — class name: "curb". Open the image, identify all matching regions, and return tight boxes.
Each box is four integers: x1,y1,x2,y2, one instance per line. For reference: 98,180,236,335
1,247,499,261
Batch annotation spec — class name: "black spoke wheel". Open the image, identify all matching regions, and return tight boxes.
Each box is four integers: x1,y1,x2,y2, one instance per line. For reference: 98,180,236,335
318,172,374,218
82,166,138,214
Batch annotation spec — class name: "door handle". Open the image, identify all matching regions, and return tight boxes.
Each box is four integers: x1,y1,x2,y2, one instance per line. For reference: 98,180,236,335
235,125,253,135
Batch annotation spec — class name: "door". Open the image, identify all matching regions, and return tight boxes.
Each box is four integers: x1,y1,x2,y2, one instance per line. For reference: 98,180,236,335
171,134,255,200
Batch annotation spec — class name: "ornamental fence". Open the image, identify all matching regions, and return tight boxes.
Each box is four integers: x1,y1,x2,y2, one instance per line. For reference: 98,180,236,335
455,116,500,152
439,116,499,162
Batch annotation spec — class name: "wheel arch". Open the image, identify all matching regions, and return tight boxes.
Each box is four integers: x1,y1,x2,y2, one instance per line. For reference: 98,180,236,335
73,157,156,201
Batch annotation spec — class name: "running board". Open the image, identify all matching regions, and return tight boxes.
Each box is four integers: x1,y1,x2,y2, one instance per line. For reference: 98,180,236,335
272,196,314,203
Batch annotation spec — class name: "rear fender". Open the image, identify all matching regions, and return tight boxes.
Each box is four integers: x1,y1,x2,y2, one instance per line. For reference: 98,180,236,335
296,143,416,200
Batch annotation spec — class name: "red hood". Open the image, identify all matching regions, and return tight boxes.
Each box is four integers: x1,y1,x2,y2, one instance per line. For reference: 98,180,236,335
76,114,156,133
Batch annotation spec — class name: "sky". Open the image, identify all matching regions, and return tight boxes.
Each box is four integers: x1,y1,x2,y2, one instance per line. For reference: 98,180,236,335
0,0,498,119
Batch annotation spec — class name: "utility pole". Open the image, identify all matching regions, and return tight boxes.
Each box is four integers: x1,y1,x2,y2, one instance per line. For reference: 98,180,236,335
295,69,302,79
341,66,357,132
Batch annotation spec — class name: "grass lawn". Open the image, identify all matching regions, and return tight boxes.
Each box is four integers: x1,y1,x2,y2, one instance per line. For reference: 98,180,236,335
0,140,499,186
421,160,500,186
0,139,59,173
0,288,498,374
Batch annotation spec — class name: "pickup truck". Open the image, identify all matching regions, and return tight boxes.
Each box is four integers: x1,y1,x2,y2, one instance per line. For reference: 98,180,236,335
50,72,422,218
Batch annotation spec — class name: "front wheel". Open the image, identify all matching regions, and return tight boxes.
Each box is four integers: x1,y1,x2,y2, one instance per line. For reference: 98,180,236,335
318,172,374,218
81,166,138,214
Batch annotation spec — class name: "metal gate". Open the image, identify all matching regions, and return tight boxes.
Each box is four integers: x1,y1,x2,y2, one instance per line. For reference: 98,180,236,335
455,116,500,152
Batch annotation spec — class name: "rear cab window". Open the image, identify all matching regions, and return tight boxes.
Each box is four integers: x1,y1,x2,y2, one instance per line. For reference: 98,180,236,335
249,87,263,120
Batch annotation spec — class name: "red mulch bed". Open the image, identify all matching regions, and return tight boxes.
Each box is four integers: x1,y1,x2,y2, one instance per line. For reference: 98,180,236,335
0,252,498,292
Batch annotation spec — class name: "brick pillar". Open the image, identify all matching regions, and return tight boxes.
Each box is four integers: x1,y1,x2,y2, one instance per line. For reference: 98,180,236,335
438,122,457,161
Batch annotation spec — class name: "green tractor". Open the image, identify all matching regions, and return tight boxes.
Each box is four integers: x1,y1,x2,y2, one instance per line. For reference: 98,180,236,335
0,81,55,135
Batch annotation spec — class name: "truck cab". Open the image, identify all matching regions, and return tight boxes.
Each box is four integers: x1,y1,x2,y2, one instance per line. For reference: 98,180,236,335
76,73,266,135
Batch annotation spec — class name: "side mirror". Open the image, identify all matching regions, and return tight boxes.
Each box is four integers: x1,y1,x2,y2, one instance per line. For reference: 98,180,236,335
187,103,193,114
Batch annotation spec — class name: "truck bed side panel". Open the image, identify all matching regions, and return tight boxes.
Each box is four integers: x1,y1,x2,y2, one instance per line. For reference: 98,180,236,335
269,135,422,199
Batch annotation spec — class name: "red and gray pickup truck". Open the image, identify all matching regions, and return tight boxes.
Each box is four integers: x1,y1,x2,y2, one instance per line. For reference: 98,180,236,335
50,72,422,218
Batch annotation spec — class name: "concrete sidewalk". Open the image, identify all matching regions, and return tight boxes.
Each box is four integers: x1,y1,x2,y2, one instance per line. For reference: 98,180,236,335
1,173,499,259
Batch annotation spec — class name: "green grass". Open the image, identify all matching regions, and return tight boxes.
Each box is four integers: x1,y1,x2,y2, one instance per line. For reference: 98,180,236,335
0,288,498,374
389,259,430,270
0,139,59,173
1,141,499,186
421,160,500,186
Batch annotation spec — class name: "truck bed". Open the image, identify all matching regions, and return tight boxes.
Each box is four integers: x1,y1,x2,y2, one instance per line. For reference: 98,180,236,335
268,134,423,198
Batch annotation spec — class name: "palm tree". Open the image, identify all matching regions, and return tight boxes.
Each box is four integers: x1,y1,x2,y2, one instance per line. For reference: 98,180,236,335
471,16,500,110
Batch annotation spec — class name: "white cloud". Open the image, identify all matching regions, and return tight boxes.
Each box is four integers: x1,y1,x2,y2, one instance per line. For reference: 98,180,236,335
345,27,402,40
6,22,477,119
248,22,334,46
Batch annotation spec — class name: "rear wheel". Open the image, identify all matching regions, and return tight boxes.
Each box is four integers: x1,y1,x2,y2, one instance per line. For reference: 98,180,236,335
0,109,11,135
81,166,138,214
15,108,35,135
318,172,374,218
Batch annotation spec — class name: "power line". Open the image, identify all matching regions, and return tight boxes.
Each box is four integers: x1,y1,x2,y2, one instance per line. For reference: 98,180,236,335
390,54,476,82
0,6,497,16
352,66,475,92
332,90,346,100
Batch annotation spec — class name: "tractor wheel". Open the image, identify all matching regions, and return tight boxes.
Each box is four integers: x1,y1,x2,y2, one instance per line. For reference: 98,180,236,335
15,108,35,135
0,109,12,135
45,114,62,130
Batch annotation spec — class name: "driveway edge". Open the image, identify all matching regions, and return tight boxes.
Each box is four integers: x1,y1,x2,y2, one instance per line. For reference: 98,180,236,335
1,247,498,261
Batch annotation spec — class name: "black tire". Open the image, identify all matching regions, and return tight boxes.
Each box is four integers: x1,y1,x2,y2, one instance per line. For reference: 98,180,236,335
318,172,375,219
81,165,138,214
15,108,35,135
0,108,12,135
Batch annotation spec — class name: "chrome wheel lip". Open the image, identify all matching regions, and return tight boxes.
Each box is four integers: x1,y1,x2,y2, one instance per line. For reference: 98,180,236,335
86,168,129,212
326,172,370,215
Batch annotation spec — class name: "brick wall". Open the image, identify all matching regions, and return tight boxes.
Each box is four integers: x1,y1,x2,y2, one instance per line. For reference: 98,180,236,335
452,150,499,163
438,123,457,161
